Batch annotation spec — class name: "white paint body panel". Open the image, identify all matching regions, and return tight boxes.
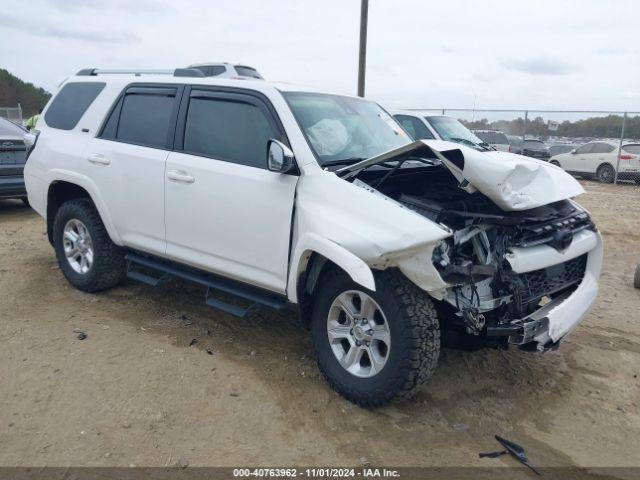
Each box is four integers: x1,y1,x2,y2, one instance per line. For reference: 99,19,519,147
506,229,598,273
531,232,603,343
164,151,297,293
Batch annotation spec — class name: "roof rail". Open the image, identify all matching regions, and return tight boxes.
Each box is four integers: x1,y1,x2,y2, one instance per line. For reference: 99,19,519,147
76,68,205,78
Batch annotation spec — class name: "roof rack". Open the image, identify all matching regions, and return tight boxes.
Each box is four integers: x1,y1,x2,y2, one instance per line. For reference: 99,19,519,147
76,68,205,78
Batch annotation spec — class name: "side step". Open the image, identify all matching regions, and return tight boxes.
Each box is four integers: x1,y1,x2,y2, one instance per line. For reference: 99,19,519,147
125,252,288,318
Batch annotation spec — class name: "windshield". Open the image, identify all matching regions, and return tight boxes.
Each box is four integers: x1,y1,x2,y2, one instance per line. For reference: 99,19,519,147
425,116,484,147
475,130,508,144
283,92,410,165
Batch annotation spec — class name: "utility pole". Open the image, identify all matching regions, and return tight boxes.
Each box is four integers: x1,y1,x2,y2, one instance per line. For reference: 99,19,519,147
357,0,369,97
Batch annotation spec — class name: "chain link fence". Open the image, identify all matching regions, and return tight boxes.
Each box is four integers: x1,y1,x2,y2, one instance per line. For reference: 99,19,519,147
407,108,640,185
0,105,23,125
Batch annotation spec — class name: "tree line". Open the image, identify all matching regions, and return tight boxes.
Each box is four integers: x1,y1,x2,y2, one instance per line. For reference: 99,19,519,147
462,114,640,139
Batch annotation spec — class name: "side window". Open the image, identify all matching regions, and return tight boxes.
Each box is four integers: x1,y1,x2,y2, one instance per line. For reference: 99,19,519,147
575,144,593,154
592,143,615,154
394,115,435,140
182,93,279,168
101,87,177,149
207,66,227,76
45,82,105,130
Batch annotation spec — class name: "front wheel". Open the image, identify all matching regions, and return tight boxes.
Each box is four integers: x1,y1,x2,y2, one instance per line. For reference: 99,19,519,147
597,164,615,183
310,268,440,407
53,198,126,293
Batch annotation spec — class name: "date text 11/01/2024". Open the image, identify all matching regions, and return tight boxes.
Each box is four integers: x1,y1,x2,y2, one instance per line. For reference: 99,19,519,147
233,468,401,478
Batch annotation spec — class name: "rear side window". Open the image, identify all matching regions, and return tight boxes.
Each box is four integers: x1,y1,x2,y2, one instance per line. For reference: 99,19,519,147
476,131,508,144
183,93,278,168
45,82,105,130
234,66,263,79
100,86,178,149
394,115,435,140
575,144,593,154
623,144,640,154
591,143,615,154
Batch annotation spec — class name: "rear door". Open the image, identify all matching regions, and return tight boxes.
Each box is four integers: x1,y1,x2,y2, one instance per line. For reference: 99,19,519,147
88,84,181,255
566,143,594,172
588,142,616,173
164,87,298,293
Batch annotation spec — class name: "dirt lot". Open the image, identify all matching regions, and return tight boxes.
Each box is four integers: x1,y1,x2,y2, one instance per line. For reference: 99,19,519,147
1,181,639,471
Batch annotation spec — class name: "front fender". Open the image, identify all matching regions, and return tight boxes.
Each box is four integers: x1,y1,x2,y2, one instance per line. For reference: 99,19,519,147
287,232,376,302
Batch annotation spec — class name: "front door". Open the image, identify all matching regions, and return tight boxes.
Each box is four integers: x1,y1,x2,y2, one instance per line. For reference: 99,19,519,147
164,89,298,293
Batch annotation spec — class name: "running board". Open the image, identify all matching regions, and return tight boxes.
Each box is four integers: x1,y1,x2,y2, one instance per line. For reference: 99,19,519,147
125,252,288,318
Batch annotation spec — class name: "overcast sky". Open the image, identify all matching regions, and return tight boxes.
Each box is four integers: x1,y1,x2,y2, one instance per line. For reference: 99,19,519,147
2,0,640,118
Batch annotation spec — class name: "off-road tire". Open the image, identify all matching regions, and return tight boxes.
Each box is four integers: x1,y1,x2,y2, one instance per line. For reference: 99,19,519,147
597,164,615,183
310,268,440,407
634,264,640,289
53,198,126,293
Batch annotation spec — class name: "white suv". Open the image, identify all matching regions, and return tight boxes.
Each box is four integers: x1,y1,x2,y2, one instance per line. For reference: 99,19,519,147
25,69,603,406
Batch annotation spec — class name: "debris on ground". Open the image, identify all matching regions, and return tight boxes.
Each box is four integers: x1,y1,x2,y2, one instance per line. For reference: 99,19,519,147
177,455,189,468
205,348,214,355
189,338,197,346
479,435,540,475
73,329,87,340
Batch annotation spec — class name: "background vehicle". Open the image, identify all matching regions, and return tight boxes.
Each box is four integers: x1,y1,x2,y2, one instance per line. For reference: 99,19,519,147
507,137,550,160
472,129,511,151
393,112,494,151
187,63,263,79
549,144,575,157
25,70,602,407
550,140,640,183
0,116,33,203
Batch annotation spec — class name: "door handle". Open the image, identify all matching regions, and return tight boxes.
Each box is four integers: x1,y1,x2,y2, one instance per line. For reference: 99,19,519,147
87,153,110,165
167,170,195,183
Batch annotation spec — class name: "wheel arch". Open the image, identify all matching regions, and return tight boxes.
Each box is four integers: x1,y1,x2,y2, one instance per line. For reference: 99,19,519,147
46,175,121,246
288,233,377,324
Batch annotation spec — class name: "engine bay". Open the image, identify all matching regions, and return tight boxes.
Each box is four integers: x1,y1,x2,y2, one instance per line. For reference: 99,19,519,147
353,162,596,345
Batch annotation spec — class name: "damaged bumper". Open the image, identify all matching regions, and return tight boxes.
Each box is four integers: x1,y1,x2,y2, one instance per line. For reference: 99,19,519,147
488,230,603,350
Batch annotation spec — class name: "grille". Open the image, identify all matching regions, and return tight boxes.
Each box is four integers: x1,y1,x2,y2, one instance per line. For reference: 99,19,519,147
513,212,594,249
518,254,587,305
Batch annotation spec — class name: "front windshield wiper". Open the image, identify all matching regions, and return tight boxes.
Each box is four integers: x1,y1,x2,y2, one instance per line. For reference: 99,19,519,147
322,157,366,167
448,137,493,151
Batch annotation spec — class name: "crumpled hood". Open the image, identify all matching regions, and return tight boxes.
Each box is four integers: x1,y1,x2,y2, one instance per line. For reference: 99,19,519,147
337,139,585,211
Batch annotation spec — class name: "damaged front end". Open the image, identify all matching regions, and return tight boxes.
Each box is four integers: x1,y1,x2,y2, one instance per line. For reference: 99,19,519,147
341,140,601,351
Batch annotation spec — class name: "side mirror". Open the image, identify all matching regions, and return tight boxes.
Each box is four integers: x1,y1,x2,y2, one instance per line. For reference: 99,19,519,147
267,139,295,173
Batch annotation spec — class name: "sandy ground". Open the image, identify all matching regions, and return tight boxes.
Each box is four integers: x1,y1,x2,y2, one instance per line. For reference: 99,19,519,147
0,180,639,471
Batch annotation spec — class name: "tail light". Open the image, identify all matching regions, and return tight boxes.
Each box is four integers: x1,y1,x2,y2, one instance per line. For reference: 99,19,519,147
619,154,635,161
24,130,40,160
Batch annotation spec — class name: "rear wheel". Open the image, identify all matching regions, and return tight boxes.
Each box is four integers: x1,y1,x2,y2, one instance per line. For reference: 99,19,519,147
597,164,615,183
310,268,440,407
53,198,126,292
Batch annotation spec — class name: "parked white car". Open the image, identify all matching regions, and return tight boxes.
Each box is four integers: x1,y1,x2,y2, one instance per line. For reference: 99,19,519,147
472,129,511,152
550,140,640,183
392,111,495,152
25,69,603,406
